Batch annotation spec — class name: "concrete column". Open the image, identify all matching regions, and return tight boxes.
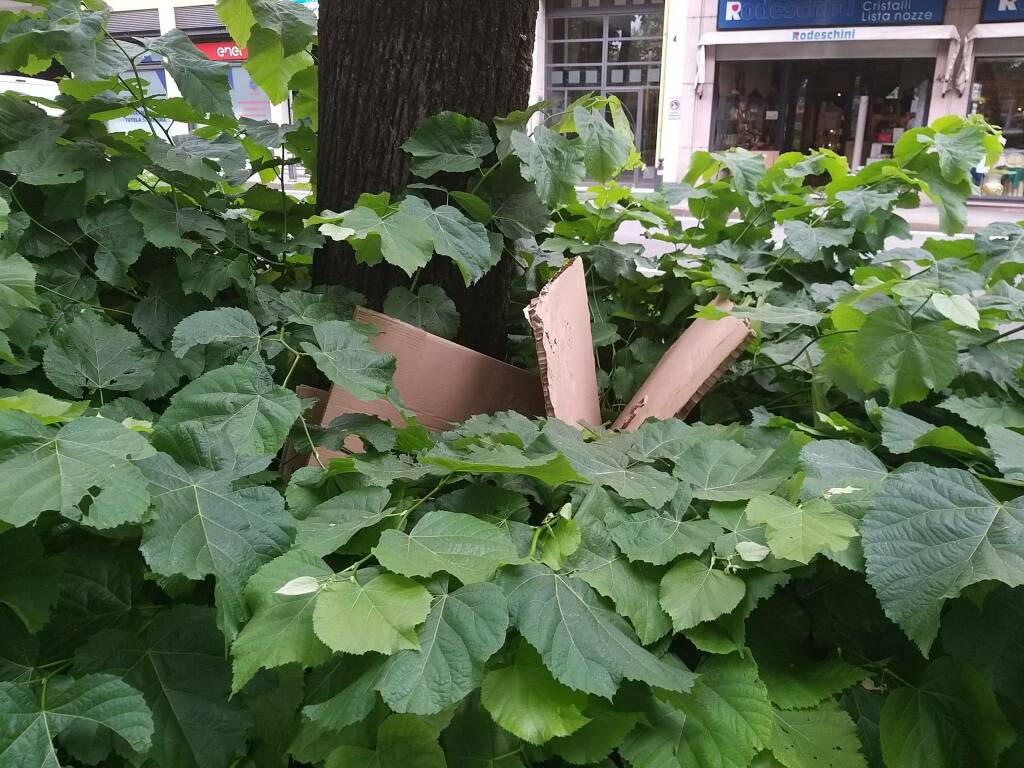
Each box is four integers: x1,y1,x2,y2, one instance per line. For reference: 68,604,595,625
658,0,691,181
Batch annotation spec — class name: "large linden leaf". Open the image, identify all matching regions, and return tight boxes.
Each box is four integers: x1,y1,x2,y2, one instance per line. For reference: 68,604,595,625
376,579,508,715
481,643,590,745
301,320,395,401
0,528,62,633
0,253,36,329
673,435,806,502
659,557,746,632
413,200,497,286
231,550,334,691
499,563,695,699
853,307,957,407
540,420,678,507
138,449,295,640
324,713,446,768
401,112,494,178
863,465,1024,653
0,674,153,767
171,308,262,359
880,657,1014,768
745,495,857,564
312,573,432,655
74,605,251,768
156,362,300,456
373,510,521,584
620,654,773,768
383,285,459,339
510,126,585,208
0,413,154,528
294,487,392,557
769,702,867,768
43,312,157,398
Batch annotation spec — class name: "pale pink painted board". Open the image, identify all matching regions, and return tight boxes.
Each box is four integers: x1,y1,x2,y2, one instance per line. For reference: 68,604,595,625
613,297,753,431
526,257,602,428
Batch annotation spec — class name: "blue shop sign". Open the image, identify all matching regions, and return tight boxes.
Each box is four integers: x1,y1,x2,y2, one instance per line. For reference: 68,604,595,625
717,0,947,30
980,0,1024,22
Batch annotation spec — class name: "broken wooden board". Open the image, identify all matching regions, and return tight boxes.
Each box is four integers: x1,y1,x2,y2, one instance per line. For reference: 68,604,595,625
311,307,545,466
526,257,602,429
612,297,753,431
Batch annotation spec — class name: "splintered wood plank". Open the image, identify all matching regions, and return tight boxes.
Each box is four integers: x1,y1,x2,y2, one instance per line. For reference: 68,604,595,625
612,297,753,431
526,257,603,429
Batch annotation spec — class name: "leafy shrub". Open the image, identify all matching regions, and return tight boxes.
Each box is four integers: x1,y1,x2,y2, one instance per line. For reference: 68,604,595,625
1,2,1024,768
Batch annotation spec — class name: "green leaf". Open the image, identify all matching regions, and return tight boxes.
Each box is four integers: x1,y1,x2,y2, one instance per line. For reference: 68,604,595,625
574,107,632,181
541,421,678,507
800,440,887,518
149,30,232,115
374,510,521,584
0,138,84,186
325,713,446,768
602,486,723,566
620,654,773,768
231,550,333,691
295,487,392,557
383,285,459,339
43,312,157,398
782,220,854,261
877,406,987,459
302,655,385,733
421,443,586,486
940,394,1024,429
171,308,262,358
377,580,508,715
0,413,154,528
138,449,295,639
853,307,958,407
343,197,436,276
0,527,62,632
402,112,495,178
449,191,492,224
760,658,866,710
769,701,867,768
313,573,432,655
836,189,899,228
500,564,695,698
157,362,300,456
0,390,86,425
570,488,673,644
481,643,590,745
511,126,585,208
418,202,497,286
863,465,1024,653
0,674,153,766
942,586,1024,706
539,517,581,571
745,495,856,564
659,557,746,631
76,204,146,287
244,30,313,103
880,657,1014,768
302,320,395,401
930,294,979,330
130,195,216,256
73,605,252,768
674,436,805,502
0,254,36,329
986,425,1024,479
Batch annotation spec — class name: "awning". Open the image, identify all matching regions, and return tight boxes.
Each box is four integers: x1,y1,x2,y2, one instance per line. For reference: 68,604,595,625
696,25,960,95
956,23,1024,95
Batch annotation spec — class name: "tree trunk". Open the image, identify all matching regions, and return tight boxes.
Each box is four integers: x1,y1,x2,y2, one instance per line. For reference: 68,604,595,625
315,0,540,359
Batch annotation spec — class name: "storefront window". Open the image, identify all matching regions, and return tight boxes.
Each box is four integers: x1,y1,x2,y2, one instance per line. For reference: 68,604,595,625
969,57,1024,200
711,58,931,169
546,0,664,172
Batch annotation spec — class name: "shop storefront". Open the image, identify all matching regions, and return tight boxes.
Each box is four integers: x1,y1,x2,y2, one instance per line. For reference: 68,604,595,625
957,3,1024,200
692,0,957,171
542,0,666,182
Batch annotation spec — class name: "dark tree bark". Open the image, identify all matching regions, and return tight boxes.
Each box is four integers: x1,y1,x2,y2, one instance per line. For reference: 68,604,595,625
315,0,540,358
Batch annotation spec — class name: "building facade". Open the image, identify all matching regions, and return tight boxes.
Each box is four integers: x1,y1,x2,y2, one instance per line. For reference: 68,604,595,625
532,0,1024,216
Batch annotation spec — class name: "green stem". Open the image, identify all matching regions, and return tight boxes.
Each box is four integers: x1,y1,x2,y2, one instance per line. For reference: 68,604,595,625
745,330,857,374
